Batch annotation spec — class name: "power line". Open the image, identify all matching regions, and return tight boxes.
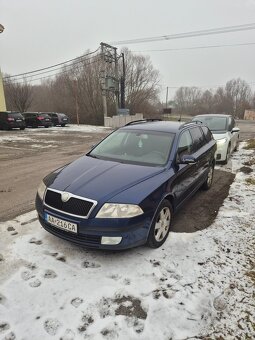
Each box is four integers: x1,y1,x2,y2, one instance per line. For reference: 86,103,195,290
4,53,100,81
111,23,255,45
4,57,101,85
132,42,255,53
3,47,100,80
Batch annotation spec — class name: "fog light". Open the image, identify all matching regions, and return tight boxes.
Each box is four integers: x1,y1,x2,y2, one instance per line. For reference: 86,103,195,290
101,236,122,245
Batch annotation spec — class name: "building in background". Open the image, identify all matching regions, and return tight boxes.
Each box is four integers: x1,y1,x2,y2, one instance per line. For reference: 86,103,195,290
244,110,255,120
0,70,6,111
0,24,6,111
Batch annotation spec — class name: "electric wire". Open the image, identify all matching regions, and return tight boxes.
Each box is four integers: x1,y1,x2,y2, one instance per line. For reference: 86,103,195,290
4,54,101,81
111,23,255,45
4,57,102,85
132,41,255,53
3,47,100,80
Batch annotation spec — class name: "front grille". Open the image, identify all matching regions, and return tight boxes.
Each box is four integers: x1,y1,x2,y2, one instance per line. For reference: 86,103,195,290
45,189,94,217
41,217,101,248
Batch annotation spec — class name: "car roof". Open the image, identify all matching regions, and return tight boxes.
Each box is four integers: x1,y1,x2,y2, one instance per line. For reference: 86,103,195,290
120,120,199,133
193,114,232,118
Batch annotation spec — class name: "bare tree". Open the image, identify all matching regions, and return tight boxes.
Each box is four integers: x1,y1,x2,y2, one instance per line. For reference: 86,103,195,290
30,49,161,123
225,78,252,118
4,76,33,112
122,48,160,116
174,87,201,116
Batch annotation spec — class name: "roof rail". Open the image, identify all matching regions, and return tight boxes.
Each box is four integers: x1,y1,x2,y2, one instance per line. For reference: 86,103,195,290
192,119,203,124
178,121,201,130
124,118,162,126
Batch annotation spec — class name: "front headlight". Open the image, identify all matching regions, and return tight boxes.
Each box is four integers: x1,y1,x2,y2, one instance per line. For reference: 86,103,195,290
96,203,144,218
37,181,47,201
217,138,227,145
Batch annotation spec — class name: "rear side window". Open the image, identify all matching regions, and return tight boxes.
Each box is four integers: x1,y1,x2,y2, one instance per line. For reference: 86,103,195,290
8,113,23,118
201,126,213,142
189,127,206,152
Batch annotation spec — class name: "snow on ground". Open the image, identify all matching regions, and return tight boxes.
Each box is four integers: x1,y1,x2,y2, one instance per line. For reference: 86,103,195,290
0,124,110,143
0,144,254,340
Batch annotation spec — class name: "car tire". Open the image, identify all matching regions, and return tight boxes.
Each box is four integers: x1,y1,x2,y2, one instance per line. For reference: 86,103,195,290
61,124,65,127
20,127,25,130
202,164,214,190
223,144,231,165
234,139,239,151
147,199,172,248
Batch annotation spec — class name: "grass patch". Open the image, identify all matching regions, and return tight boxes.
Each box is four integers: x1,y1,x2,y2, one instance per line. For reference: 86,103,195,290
244,139,255,150
246,271,255,285
245,177,255,185
243,158,255,166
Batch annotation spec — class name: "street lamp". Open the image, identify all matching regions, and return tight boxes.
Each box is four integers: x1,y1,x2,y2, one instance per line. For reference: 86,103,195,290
0,24,4,33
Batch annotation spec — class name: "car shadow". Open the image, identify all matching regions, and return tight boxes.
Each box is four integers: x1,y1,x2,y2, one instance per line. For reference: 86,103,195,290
172,169,235,233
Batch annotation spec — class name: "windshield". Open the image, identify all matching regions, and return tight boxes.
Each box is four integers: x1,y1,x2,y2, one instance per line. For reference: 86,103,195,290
89,129,175,166
193,116,227,132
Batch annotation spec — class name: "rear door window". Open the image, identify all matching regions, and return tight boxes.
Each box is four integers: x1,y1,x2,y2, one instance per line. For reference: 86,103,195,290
189,127,207,152
201,126,213,142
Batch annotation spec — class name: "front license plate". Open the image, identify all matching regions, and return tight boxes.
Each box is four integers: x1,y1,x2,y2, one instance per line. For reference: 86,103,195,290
46,214,77,233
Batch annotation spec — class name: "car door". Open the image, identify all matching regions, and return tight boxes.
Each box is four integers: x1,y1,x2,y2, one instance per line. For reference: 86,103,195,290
189,126,209,186
171,129,198,208
229,117,239,151
51,113,58,125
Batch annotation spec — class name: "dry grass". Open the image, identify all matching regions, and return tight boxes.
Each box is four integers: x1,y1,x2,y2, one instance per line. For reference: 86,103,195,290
244,139,255,150
243,158,255,166
245,177,255,185
245,271,255,285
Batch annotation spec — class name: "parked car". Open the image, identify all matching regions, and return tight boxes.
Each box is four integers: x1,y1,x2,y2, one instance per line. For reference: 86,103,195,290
36,119,216,250
23,112,52,128
47,112,70,127
192,114,240,164
0,111,26,130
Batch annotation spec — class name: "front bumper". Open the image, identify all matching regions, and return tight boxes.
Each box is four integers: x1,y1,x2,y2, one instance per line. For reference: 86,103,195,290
9,121,26,129
36,195,152,250
215,143,228,161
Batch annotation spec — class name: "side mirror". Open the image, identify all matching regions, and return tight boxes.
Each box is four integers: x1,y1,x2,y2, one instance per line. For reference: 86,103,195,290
232,127,240,133
178,155,197,164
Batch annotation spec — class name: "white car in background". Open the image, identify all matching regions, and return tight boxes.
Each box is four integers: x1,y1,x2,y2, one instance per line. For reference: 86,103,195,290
192,114,240,164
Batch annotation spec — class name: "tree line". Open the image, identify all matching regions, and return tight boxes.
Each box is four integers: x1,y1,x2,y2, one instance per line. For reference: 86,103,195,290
3,49,255,123
173,78,255,118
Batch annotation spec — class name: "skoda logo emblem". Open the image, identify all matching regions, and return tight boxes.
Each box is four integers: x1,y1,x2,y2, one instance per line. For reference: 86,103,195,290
61,192,70,202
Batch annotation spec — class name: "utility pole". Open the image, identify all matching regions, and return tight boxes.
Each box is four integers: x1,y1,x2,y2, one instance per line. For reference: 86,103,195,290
165,86,169,108
120,53,126,109
100,43,108,118
74,78,80,125
100,42,120,117
114,47,119,112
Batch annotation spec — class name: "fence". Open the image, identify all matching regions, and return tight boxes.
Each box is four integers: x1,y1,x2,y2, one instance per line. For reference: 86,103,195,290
104,113,143,128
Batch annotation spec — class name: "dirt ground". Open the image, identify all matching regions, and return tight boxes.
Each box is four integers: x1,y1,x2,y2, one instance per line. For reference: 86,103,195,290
0,120,254,232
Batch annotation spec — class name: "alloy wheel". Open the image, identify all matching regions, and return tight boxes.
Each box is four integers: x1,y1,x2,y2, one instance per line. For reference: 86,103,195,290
154,207,171,242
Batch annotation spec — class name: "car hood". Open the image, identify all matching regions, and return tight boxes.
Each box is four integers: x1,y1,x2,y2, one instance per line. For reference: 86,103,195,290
212,133,228,141
48,155,165,203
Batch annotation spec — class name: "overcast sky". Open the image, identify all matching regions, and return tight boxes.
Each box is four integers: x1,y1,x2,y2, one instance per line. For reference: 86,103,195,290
1,0,255,100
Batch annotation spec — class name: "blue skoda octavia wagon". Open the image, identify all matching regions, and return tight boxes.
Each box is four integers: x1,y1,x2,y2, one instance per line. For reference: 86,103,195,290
36,120,216,250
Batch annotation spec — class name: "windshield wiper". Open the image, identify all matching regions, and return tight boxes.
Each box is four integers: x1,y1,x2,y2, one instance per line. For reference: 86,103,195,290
88,153,100,159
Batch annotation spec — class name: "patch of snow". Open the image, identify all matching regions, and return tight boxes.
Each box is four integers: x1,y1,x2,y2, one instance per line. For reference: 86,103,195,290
0,144,254,339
